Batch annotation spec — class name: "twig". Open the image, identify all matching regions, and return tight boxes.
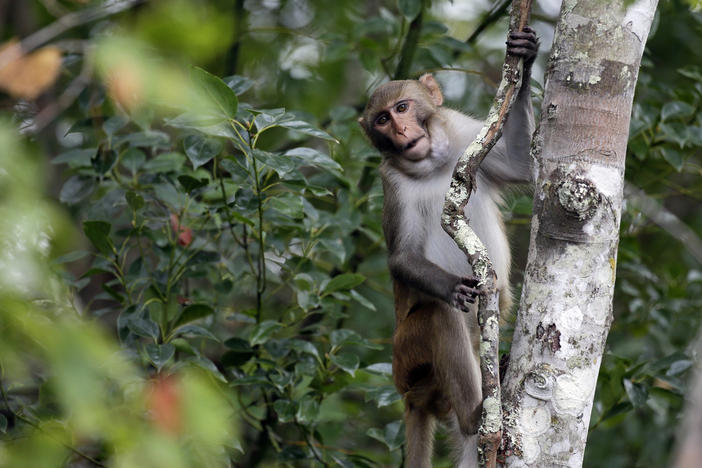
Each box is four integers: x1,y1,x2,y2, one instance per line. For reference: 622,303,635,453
26,45,94,134
440,0,533,466
0,0,144,70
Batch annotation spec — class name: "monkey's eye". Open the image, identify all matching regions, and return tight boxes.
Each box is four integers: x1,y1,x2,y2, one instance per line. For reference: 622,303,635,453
375,114,390,126
396,102,409,113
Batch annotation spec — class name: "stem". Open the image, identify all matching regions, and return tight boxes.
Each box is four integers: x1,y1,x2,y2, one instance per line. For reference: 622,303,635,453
250,152,266,322
224,0,247,75
393,1,425,80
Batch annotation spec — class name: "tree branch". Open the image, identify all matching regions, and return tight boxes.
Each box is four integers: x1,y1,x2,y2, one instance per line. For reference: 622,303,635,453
440,1,533,466
0,0,144,70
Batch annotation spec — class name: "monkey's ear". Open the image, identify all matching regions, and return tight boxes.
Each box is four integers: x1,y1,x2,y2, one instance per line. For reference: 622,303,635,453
418,74,443,107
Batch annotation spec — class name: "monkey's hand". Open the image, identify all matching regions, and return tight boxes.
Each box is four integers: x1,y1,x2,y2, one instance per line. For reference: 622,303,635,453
451,276,480,312
507,26,539,78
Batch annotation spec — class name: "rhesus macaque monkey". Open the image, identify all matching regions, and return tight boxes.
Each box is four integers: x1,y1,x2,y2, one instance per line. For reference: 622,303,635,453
358,28,538,468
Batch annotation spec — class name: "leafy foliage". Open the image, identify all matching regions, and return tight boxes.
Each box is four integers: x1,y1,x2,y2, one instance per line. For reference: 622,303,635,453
0,0,701,467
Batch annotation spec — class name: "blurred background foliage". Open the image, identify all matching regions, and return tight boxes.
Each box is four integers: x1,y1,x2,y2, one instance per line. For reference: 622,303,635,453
0,0,701,466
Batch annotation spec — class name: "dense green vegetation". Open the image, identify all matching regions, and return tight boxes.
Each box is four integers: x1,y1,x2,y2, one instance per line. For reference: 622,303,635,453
0,1,701,466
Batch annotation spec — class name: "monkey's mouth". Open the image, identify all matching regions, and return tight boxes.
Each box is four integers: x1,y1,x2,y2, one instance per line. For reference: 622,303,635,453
404,135,424,151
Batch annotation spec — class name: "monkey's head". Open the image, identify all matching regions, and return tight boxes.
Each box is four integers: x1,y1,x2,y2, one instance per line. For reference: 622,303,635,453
359,74,444,161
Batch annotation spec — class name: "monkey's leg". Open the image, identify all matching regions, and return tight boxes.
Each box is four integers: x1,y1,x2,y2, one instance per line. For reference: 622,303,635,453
404,405,435,468
448,417,479,468
432,306,482,437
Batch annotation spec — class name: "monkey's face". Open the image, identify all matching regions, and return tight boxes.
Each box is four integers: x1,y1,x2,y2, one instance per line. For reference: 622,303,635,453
370,99,431,161
359,79,441,162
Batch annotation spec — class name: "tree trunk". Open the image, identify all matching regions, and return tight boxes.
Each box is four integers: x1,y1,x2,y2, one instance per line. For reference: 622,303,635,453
500,1,658,466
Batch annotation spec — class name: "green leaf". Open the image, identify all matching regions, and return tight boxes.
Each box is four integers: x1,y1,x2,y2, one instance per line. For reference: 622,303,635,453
142,152,186,173
172,324,219,341
103,115,129,136
52,148,95,167
285,147,343,174
101,282,125,303
250,320,283,346
154,183,187,211
60,176,95,204
166,113,241,139
191,66,239,119
367,420,404,451
322,273,366,295
600,401,633,423
268,193,304,219
273,399,297,423
661,101,695,121
52,250,91,264
329,105,357,121
183,134,222,169
174,303,215,328
178,175,209,193
659,122,688,147
331,329,363,348
83,220,114,255
0,414,7,433
224,337,252,353
278,120,338,142
225,75,254,95
221,338,254,366
183,356,227,382
329,352,360,376
289,339,321,361
253,108,290,131
666,359,693,376
678,65,702,82
125,191,144,211
221,349,254,367
121,148,146,174
117,130,170,149
659,146,684,171
146,343,175,371
253,149,298,178
296,396,320,424
126,316,160,340
623,379,648,408
350,290,376,311
365,385,402,408
91,146,117,174
365,362,393,376
398,0,422,20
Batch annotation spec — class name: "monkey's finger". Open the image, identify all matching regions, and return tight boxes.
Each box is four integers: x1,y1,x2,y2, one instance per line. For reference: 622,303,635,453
460,277,479,287
507,47,537,59
507,39,538,52
509,31,537,42
457,285,480,297
457,295,476,307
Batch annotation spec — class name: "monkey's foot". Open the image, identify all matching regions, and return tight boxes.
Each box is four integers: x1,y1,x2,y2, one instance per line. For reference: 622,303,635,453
452,276,480,312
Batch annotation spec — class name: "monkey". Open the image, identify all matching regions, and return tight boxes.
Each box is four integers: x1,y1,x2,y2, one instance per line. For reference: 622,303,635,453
358,28,538,468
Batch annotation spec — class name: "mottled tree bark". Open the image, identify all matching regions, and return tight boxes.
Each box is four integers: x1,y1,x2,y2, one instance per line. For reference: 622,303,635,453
500,1,658,466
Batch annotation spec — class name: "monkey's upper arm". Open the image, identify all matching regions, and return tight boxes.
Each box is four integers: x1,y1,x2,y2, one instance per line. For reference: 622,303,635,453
479,86,535,185
388,249,461,304
481,139,531,184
